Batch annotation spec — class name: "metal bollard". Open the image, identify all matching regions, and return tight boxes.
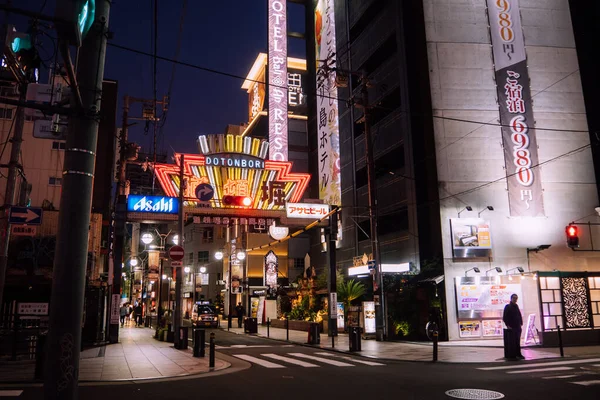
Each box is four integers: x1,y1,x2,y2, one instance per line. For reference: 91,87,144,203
193,328,206,357
267,318,270,337
209,332,215,368
433,330,438,362
286,316,289,341
557,325,564,358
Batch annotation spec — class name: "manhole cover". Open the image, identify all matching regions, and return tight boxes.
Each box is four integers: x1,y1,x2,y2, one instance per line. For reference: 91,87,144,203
445,389,505,399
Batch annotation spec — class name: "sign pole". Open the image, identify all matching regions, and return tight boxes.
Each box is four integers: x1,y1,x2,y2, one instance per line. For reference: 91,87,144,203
328,206,338,337
43,1,111,397
174,154,184,347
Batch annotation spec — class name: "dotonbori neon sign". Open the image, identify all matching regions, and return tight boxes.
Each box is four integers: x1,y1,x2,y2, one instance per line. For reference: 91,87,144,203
204,153,265,169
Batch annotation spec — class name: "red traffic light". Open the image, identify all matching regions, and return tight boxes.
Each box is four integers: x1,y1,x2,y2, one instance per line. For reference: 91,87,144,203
222,195,253,207
566,225,579,249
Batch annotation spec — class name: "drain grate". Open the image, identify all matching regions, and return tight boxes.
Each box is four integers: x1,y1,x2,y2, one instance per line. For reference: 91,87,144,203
445,389,505,399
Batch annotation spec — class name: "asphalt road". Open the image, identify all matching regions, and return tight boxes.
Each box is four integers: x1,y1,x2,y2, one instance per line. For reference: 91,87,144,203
3,331,599,400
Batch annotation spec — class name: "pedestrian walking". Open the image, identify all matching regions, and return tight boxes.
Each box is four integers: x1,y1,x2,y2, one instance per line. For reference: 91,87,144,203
503,294,524,360
119,304,128,327
235,302,245,328
128,304,133,325
135,303,143,327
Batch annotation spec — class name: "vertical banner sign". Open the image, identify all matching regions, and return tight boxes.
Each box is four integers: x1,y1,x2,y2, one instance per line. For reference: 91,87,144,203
268,0,288,161
264,250,278,287
315,0,341,206
487,0,544,217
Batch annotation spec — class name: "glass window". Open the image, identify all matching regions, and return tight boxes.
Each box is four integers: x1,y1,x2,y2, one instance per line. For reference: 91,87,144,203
48,177,62,186
197,251,209,264
52,141,66,150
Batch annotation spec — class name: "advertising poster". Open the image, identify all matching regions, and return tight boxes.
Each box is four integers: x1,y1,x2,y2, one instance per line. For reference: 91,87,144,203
450,218,492,259
363,301,376,334
482,320,503,337
337,302,345,330
315,0,341,206
110,294,120,325
486,0,544,217
250,297,260,319
459,321,481,338
257,296,266,324
456,277,523,319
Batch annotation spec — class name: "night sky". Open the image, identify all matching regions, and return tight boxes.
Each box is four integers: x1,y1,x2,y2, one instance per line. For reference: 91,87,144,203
13,0,307,155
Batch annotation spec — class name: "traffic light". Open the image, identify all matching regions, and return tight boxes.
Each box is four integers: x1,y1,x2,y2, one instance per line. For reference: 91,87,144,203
566,225,579,249
222,195,253,207
55,0,96,46
3,25,39,80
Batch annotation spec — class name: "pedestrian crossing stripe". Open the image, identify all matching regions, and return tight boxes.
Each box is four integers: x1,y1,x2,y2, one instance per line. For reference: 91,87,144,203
507,366,573,374
478,358,600,371
262,353,319,368
571,380,600,386
233,354,286,368
0,391,23,397
232,352,385,368
314,352,386,366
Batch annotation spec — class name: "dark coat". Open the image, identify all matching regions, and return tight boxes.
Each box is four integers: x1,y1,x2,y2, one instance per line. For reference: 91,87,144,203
235,305,245,317
503,302,523,329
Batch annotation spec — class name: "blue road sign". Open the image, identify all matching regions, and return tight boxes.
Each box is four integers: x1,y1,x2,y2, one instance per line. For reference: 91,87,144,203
367,260,376,270
195,183,214,202
9,206,43,225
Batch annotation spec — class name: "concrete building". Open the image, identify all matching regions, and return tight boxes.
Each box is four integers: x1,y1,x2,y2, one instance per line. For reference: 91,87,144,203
311,0,600,343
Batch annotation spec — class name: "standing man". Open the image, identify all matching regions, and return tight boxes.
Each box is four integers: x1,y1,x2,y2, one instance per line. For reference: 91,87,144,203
235,302,245,328
135,303,143,327
119,304,129,327
503,294,524,360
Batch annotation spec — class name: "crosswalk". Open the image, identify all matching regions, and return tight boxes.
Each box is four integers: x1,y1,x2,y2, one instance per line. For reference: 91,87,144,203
232,351,386,369
477,358,600,386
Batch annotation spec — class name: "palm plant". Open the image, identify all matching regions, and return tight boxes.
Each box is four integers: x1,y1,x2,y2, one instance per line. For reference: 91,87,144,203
338,279,366,329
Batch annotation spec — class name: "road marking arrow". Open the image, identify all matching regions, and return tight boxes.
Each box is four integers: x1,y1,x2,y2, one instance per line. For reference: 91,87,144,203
12,209,40,222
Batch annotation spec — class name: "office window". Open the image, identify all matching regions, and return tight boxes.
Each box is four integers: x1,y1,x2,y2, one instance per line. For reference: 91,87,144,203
48,177,62,186
52,141,66,150
197,251,209,264
202,228,214,243
187,252,194,264
0,108,14,120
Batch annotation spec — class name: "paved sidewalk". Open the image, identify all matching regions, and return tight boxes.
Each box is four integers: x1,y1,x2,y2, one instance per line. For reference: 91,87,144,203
223,325,600,363
0,326,229,383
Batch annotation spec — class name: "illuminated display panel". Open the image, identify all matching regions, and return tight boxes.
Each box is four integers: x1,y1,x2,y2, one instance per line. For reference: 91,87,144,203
151,134,310,211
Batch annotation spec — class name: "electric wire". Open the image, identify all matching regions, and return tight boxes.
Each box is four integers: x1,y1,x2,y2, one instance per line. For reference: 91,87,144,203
106,41,591,135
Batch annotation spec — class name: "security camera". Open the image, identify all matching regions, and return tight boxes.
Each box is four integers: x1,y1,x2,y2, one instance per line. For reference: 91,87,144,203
595,207,600,217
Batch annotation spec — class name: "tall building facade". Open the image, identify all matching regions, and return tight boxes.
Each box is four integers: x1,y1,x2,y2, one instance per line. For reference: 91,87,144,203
308,0,600,343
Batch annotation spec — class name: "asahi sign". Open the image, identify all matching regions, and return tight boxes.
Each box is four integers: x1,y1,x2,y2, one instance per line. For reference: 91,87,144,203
268,0,288,161
487,0,544,217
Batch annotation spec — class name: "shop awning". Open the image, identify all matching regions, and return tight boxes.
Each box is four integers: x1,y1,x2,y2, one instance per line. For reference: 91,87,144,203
419,275,444,285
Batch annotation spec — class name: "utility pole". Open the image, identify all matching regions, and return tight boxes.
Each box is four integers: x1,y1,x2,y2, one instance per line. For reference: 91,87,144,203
328,206,338,337
43,0,111,398
0,83,27,310
360,76,386,341
173,154,184,347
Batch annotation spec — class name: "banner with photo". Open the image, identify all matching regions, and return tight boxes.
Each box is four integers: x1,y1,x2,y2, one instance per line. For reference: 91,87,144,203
264,250,278,287
486,0,544,216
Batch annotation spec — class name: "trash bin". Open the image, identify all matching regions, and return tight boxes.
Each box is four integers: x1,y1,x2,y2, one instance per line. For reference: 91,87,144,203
244,317,258,334
349,326,361,352
34,332,47,379
503,328,515,359
177,327,188,350
307,322,320,345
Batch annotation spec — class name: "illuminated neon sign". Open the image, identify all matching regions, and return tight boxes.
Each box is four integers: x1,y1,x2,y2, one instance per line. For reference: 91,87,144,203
127,195,178,214
268,0,288,161
151,134,310,211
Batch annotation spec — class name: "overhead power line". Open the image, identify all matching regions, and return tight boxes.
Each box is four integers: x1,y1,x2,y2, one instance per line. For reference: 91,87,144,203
106,41,590,135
